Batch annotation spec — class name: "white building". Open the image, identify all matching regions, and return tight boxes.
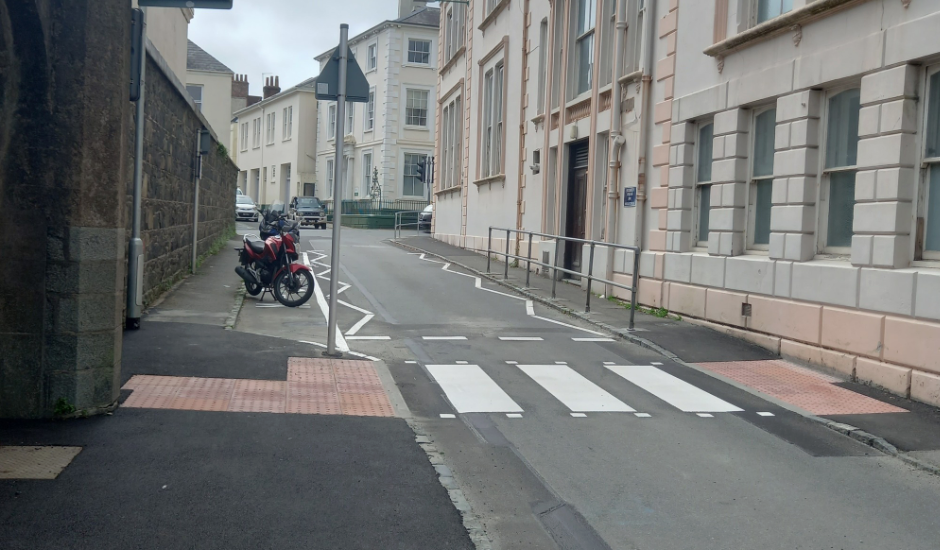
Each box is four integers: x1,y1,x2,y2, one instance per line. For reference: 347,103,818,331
233,77,320,207
135,1,192,82
185,40,234,144
314,1,440,204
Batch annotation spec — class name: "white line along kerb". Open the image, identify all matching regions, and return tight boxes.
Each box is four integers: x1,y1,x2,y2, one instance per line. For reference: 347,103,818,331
303,253,349,353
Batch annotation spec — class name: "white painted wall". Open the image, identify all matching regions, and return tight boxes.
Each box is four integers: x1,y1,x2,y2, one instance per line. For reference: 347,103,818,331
136,3,192,82
186,70,232,142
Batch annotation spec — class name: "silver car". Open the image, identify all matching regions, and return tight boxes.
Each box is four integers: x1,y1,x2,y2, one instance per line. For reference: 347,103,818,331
235,195,259,222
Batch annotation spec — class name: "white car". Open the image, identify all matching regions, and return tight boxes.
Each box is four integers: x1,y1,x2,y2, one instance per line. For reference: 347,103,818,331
235,195,259,222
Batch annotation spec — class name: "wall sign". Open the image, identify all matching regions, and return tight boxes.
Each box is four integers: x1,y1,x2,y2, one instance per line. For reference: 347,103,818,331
623,186,637,207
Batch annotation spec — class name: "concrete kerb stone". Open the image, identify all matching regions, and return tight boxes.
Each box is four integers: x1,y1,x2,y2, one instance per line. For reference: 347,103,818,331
388,238,940,479
224,286,247,331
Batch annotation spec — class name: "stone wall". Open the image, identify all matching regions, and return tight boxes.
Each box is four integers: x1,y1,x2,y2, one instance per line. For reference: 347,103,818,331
126,43,237,306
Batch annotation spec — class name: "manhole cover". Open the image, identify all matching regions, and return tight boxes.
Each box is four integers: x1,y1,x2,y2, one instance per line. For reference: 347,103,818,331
0,446,82,479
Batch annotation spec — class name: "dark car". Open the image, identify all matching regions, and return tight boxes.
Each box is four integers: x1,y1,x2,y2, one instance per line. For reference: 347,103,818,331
418,204,433,231
290,196,326,229
235,195,259,222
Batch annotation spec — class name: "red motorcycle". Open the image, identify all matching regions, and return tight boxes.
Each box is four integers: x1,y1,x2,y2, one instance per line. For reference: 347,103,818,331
235,213,314,307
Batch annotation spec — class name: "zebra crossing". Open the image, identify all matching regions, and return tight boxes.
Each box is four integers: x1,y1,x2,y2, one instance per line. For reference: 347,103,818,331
424,362,762,418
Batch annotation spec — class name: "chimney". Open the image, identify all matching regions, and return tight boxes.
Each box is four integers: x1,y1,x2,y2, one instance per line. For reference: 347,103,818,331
232,74,249,100
398,0,427,17
263,76,280,100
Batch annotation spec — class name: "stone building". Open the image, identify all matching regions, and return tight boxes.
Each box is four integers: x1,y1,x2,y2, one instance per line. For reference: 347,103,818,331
314,0,440,203
433,0,940,407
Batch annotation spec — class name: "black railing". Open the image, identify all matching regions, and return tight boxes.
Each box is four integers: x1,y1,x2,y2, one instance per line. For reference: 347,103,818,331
323,199,430,216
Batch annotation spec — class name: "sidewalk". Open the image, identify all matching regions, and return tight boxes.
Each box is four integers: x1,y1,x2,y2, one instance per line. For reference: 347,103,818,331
393,234,940,474
0,244,473,550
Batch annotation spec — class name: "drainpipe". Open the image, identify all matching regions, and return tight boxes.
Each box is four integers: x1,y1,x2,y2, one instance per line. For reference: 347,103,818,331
635,0,655,253
515,0,532,257
603,0,628,296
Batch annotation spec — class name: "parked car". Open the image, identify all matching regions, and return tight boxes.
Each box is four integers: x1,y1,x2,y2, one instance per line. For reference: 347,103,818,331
289,196,326,229
235,195,258,222
418,204,433,231
236,188,243,195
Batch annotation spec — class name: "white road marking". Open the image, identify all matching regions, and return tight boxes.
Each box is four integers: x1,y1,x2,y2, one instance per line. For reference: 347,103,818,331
603,362,616,365
518,364,635,413
532,314,606,335
404,360,418,364
526,300,535,316
422,336,468,341
505,361,518,365
304,253,349,353
439,413,456,419
426,364,523,413
255,304,312,309
555,361,567,365
572,337,615,342
570,413,587,418
634,413,652,418
697,413,714,418
506,413,523,418
498,336,544,341
651,362,663,365
606,365,742,413
757,412,775,417
456,361,469,364
345,335,391,340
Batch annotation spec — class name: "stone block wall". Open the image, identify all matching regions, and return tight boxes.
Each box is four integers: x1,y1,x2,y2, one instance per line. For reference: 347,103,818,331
125,44,238,306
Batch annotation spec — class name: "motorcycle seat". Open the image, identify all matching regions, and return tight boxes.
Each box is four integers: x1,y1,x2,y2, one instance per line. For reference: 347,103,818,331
245,236,266,254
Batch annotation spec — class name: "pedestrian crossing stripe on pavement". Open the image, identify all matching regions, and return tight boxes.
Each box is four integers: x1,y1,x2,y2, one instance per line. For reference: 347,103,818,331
518,365,635,413
605,365,743,413
426,364,524,413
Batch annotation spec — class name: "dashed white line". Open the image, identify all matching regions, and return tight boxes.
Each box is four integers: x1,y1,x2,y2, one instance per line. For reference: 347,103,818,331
634,413,652,418
505,361,518,365
572,337,615,342
345,336,391,341
570,413,587,418
422,336,468,341
651,362,663,365
404,361,418,364
499,336,544,341
439,413,456,419
554,361,567,365
456,361,469,364
697,413,715,418
506,413,523,418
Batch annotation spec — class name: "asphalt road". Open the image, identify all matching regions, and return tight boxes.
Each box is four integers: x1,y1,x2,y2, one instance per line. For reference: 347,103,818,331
235,222,940,550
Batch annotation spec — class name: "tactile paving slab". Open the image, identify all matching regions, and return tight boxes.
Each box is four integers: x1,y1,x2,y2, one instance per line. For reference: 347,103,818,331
0,446,82,479
121,358,395,417
697,359,908,415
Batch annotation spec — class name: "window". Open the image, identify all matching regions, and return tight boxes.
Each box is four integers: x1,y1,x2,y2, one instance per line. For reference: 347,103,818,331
240,122,249,152
326,159,334,197
757,0,793,24
821,88,860,251
186,85,203,111
623,0,643,75
599,0,615,87
537,19,548,114
252,117,261,148
406,89,429,127
367,43,377,70
266,112,275,144
328,104,336,139
572,0,595,97
441,96,463,190
403,153,428,197
282,106,293,140
445,5,467,63
552,8,564,108
748,108,776,249
346,100,354,135
407,39,431,65
921,69,940,259
482,63,505,178
365,89,375,131
695,122,714,246
362,152,373,197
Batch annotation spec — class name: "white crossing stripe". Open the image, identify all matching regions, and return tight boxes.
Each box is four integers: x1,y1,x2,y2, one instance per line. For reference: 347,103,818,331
426,364,523,413
423,336,468,341
498,336,544,341
518,365,635,413
757,412,775,417
606,365,743,413
572,337,615,342
345,336,391,340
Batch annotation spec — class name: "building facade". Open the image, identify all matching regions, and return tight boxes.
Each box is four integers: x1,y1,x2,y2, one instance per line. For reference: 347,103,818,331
135,1,192,81
314,2,440,203
435,0,940,408
233,77,320,207
186,40,234,143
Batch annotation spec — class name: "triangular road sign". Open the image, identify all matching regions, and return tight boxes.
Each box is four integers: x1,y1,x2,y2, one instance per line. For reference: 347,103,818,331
315,47,370,103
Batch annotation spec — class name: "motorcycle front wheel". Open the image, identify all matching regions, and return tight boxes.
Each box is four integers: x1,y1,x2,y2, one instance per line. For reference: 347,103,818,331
273,269,314,307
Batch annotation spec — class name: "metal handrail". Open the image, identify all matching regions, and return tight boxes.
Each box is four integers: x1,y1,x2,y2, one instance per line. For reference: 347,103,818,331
394,210,424,239
486,226,640,330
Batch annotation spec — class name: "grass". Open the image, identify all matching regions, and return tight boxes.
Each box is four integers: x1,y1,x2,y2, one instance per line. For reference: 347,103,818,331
605,295,682,321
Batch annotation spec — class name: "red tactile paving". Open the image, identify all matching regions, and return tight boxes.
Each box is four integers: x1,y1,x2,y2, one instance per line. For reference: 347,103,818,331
697,360,908,415
121,358,395,417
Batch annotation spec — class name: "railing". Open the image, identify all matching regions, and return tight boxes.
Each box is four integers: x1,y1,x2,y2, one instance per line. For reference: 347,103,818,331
565,97,592,124
393,210,424,239
486,227,640,330
598,89,612,112
323,199,430,216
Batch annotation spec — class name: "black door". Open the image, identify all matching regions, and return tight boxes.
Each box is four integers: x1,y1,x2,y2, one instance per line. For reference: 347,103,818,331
564,141,590,274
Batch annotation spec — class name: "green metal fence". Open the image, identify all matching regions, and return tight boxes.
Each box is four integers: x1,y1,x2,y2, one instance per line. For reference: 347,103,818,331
323,199,429,216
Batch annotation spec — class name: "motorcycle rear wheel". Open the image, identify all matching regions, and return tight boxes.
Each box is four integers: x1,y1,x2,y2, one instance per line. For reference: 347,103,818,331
273,269,314,307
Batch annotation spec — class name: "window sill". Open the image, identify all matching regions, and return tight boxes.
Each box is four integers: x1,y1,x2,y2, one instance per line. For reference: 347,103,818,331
618,69,643,86
403,62,434,69
440,46,467,75
404,125,430,131
474,174,506,187
366,67,377,74
282,138,292,143
530,113,545,125
704,0,861,58
435,185,462,197
565,91,592,110
912,259,940,269
477,0,510,32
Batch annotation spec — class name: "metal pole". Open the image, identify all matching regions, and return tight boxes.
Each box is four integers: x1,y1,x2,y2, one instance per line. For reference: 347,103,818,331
525,232,533,288
504,229,510,279
629,249,639,330
551,238,561,299
486,227,492,273
126,7,147,330
585,242,595,313
191,141,201,274
326,24,349,358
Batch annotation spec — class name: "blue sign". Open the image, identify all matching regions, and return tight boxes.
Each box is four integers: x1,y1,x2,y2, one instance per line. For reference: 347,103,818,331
623,186,637,207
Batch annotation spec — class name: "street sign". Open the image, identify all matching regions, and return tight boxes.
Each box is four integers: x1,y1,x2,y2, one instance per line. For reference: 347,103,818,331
316,47,370,103
138,0,233,8
624,186,637,207
129,9,144,101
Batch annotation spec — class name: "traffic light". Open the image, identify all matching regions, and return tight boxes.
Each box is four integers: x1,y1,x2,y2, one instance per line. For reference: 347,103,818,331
415,158,428,183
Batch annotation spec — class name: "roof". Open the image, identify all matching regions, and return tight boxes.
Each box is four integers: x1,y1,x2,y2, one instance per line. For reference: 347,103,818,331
187,40,233,74
233,76,318,116
315,7,440,61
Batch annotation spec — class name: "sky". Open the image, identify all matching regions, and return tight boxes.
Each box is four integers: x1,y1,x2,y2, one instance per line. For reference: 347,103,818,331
188,0,402,94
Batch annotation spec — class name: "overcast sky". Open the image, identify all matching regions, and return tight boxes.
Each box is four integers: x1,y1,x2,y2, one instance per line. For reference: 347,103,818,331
189,0,401,94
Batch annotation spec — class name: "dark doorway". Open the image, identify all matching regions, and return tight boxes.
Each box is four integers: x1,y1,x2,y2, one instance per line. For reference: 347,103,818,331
304,182,316,197
564,141,590,275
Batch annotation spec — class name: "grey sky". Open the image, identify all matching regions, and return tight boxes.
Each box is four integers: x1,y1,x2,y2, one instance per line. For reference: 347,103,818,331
189,0,401,94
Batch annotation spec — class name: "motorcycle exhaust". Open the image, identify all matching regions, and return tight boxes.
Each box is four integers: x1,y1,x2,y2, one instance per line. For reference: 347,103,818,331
235,266,260,286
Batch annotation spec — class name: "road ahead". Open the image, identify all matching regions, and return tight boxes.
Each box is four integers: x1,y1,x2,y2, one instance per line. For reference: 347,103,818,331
235,222,940,550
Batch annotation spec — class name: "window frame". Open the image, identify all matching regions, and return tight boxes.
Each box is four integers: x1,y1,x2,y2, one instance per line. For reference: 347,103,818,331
754,0,794,26
282,106,293,140
186,84,203,111
570,0,596,99
441,94,463,190
537,18,548,115
365,88,376,132
367,43,378,71
481,61,505,179
361,150,373,198
746,105,777,252
345,100,354,135
240,122,249,152
407,38,432,65
328,104,337,140
818,85,861,255
693,120,715,249
326,159,335,197
252,117,261,149
919,64,940,261
405,88,431,129
622,0,643,76
265,112,276,145
402,151,430,198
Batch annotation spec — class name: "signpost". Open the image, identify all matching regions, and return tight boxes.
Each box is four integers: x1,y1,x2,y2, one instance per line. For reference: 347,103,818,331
316,25,370,357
